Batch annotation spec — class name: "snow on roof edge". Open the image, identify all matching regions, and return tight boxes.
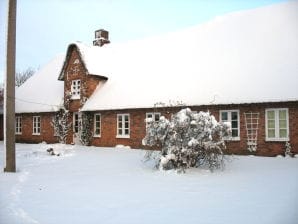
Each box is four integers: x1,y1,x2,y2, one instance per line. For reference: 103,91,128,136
80,98,298,112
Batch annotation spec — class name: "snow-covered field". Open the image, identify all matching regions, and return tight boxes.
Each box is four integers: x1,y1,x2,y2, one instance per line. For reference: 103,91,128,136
0,143,297,224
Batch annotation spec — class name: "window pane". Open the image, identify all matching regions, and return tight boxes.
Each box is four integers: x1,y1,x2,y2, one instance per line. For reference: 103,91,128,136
268,120,275,129
279,110,286,120
125,129,129,135
231,121,238,128
268,129,275,138
155,114,160,121
221,112,228,121
125,122,129,129
267,111,275,120
118,129,122,135
231,112,238,120
279,120,287,129
279,129,287,138
232,129,238,137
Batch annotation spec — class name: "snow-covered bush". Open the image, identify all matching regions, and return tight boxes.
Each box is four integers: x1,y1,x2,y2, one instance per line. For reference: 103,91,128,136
142,108,231,172
284,142,294,157
79,112,93,146
52,108,71,144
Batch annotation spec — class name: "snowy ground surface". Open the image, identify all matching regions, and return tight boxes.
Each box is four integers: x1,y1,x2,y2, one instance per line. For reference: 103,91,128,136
0,142,297,224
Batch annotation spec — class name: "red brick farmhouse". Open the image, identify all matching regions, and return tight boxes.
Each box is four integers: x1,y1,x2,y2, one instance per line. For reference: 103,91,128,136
3,2,298,156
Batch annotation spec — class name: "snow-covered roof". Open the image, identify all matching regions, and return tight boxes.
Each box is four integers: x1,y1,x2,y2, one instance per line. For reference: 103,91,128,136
58,42,108,80
80,1,298,111
15,54,65,113
16,1,298,113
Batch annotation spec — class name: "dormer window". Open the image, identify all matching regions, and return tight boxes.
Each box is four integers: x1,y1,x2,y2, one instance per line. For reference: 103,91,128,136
71,79,81,99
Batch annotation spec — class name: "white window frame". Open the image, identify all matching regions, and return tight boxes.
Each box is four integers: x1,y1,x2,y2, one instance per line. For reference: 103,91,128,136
32,116,41,135
117,114,130,138
219,110,240,141
15,116,22,135
265,108,289,141
71,79,81,100
94,113,101,137
146,112,161,122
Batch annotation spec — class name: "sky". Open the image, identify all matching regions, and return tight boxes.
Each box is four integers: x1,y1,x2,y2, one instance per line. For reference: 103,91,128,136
0,0,289,82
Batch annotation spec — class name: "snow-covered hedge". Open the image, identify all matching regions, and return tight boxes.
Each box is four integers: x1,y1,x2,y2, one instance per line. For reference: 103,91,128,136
142,108,231,172
52,108,71,144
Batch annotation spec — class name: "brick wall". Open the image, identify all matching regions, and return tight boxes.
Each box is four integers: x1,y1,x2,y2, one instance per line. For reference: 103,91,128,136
89,101,298,156
12,101,297,156
15,112,58,144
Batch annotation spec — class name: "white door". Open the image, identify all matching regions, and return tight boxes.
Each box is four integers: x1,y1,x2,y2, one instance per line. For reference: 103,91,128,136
73,112,82,145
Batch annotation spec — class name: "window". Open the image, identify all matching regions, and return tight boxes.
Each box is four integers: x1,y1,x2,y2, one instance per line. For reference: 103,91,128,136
71,79,81,99
33,116,41,135
220,110,240,140
146,112,161,122
266,108,289,141
117,114,130,138
15,116,22,134
94,113,101,137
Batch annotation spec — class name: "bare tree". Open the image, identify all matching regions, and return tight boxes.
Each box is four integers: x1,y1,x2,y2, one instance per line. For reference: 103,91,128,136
15,67,35,87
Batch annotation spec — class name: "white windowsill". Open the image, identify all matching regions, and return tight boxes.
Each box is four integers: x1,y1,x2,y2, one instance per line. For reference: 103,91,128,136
265,138,289,142
32,133,41,136
93,134,101,138
223,137,240,141
16,133,22,135
71,96,80,100
116,135,130,139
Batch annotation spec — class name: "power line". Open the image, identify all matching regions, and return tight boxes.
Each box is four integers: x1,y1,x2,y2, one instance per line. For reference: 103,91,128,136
6,96,62,108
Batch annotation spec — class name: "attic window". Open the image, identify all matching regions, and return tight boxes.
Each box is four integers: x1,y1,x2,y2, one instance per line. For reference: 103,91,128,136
71,79,81,99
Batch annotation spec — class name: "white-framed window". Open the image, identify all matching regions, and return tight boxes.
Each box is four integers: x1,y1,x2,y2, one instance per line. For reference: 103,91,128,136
146,112,161,122
94,113,101,137
117,114,130,138
15,116,22,135
220,110,240,140
265,108,289,141
33,116,41,135
71,79,81,99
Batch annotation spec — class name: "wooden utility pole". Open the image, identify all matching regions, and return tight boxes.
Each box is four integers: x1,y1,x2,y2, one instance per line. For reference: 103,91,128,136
4,0,17,172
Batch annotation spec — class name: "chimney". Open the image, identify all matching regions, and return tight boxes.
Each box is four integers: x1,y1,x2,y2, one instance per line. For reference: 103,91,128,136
93,29,110,47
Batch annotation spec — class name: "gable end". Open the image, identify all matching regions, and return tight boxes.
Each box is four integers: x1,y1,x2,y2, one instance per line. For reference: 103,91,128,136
58,43,108,81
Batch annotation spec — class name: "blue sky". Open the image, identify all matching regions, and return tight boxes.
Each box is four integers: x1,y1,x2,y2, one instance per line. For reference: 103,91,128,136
0,0,288,82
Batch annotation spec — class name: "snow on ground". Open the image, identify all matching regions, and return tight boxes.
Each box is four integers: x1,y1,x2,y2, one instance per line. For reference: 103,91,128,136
0,142,297,224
